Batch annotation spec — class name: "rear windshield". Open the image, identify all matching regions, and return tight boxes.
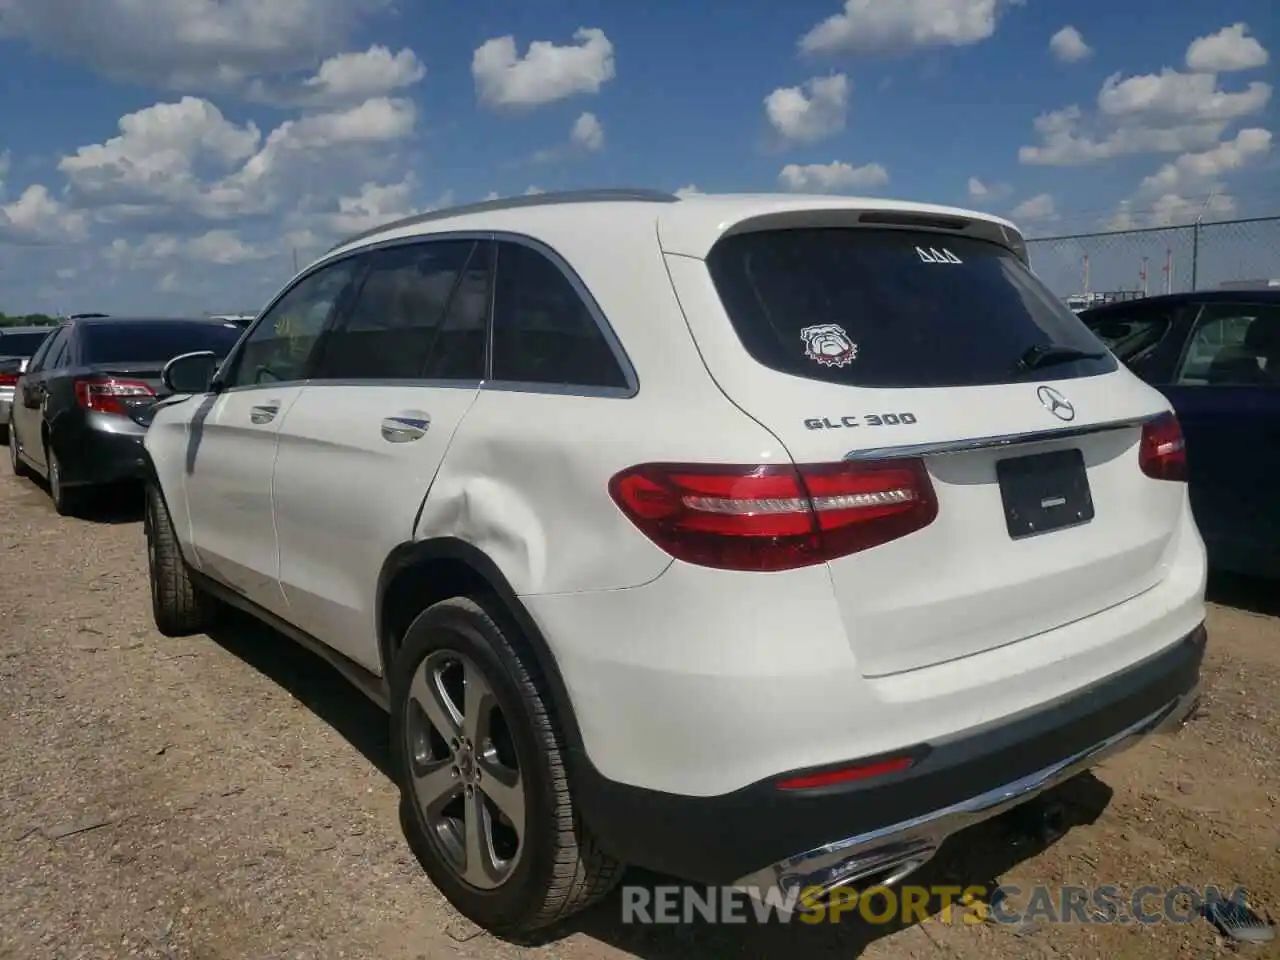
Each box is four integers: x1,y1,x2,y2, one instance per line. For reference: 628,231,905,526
80,321,244,364
0,331,52,357
705,228,1117,388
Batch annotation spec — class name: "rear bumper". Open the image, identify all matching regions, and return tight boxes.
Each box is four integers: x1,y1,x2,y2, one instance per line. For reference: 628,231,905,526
52,413,148,486
571,623,1205,887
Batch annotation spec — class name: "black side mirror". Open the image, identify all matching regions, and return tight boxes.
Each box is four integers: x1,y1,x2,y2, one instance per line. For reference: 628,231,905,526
162,351,220,395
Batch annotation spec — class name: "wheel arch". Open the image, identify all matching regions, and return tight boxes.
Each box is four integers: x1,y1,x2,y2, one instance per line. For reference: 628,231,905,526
377,537,588,758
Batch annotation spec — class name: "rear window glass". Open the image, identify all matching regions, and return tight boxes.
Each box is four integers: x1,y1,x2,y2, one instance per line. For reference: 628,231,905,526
81,321,244,365
706,228,1117,388
0,331,52,356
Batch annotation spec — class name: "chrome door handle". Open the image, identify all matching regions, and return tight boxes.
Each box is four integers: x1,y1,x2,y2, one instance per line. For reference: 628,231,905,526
250,403,280,424
381,415,430,443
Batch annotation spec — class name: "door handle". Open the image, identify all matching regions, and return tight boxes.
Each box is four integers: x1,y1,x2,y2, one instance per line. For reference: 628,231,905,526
381,415,430,443
250,403,280,424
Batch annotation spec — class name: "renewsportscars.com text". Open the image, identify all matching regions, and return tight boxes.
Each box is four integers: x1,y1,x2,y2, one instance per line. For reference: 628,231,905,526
621,883,1250,926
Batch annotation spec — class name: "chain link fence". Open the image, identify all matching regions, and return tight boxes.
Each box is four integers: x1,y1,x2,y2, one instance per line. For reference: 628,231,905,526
1026,216,1280,302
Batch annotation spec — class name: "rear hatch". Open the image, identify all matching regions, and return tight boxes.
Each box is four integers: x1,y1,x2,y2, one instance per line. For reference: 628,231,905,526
661,219,1183,677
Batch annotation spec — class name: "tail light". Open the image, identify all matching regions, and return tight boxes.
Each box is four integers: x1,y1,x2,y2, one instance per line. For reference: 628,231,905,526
608,459,938,572
0,372,17,387
1138,412,1187,482
74,377,155,416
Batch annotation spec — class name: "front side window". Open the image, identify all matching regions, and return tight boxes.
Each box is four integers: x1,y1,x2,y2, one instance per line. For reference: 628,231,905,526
490,241,629,389
1175,303,1280,387
706,228,1118,388
313,240,487,381
224,258,362,388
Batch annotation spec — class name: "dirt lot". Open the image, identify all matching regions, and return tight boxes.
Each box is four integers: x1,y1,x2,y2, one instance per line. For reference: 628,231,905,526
1,473,1277,960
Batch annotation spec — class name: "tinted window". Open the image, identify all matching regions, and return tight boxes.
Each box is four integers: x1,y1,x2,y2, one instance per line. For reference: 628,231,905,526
491,242,628,388
27,327,67,374
1175,303,1280,387
1081,308,1172,364
79,321,243,365
0,331,53,357
706,229,1117,388
314,240,487,381
226,258,360,388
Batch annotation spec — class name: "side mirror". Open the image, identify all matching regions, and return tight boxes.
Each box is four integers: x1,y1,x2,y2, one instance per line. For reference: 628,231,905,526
162,351,220,395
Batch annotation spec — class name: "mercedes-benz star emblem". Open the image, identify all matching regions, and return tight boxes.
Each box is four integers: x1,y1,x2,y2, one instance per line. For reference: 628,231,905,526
1037,385,1075,422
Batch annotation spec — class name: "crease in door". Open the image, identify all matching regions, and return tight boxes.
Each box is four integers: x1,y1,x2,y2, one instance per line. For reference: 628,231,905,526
266,389,305,613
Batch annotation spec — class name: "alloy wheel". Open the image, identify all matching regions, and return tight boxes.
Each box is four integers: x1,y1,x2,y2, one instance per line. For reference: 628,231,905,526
405,650,526,890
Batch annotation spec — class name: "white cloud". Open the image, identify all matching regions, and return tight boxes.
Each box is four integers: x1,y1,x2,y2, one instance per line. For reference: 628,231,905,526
570,112,605,152
0,0,392,92
1097,69,1271,124
778,161,889,192
799,0,1017,56
1019,63,1272,166
0,183,89,242
297,45,426,104
1049,26,1091,63
524,186,546,195
967,176,1011,203
104,228,267,267
1138,127,1272,197
0,149,10,187
674,184,702,198
472,28,615,109
1186,23,1269,73
57,97,262,210
1010,193,1057,222
764,74,850,144
57,95,417,222
326,174,420,234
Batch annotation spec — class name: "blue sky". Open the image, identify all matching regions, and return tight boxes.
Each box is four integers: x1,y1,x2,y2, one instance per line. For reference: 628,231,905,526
0,0,1276,314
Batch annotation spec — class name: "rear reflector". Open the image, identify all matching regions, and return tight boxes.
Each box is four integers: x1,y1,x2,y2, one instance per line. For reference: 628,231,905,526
608,459,938,571
74,376,155,416
1138,412,1187,482
776,755,916,790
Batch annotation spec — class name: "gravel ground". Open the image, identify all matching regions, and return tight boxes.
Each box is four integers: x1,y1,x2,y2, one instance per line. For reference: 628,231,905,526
1,472,1277,960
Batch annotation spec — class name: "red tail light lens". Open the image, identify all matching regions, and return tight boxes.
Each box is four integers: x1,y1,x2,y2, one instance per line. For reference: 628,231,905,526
776,755,916,790
1138,412,1187,482
608,459,938,572
74,377,155,416
0,372,18,387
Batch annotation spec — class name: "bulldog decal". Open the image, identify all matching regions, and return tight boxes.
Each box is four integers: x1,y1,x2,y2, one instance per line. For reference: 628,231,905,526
799,323,858,368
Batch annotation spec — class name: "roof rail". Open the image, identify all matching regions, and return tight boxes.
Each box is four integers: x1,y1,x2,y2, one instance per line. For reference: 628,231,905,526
324,188,679,254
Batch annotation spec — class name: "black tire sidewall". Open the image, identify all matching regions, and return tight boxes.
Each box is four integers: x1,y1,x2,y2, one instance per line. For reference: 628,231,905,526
390,598,558,932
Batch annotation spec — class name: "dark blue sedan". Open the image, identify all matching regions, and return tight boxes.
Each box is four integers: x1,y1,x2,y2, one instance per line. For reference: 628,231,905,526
1080,289,1280,579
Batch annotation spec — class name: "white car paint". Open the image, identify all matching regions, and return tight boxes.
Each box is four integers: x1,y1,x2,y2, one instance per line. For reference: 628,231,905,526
145,190,1207,803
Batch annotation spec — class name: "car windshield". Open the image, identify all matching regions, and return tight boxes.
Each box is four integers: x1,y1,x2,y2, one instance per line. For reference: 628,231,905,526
80,321,244,364
705,228,1117,388
0,331,53,356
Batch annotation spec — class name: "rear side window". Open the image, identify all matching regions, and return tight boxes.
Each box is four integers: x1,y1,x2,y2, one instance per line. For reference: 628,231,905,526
1081,308,1172,364
491,241,629,389
80,321,244,365
314,240,487,381
0,331,52,356
706,229,1117,388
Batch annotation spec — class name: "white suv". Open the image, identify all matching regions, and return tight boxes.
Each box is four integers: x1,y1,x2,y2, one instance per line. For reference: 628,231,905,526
143,189,1207,935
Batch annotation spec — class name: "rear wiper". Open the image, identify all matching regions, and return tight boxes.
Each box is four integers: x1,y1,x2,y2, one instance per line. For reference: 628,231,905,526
1017,343,1107,372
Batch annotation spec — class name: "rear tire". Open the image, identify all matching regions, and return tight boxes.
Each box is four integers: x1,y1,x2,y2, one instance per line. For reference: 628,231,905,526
45,444,80,516
145,480,218,637
390,596,623,937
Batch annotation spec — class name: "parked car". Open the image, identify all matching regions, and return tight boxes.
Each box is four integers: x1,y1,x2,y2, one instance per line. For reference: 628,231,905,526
142,189,1206,935
1080,289,1280,579
0,325,55,442
8,315,244,514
